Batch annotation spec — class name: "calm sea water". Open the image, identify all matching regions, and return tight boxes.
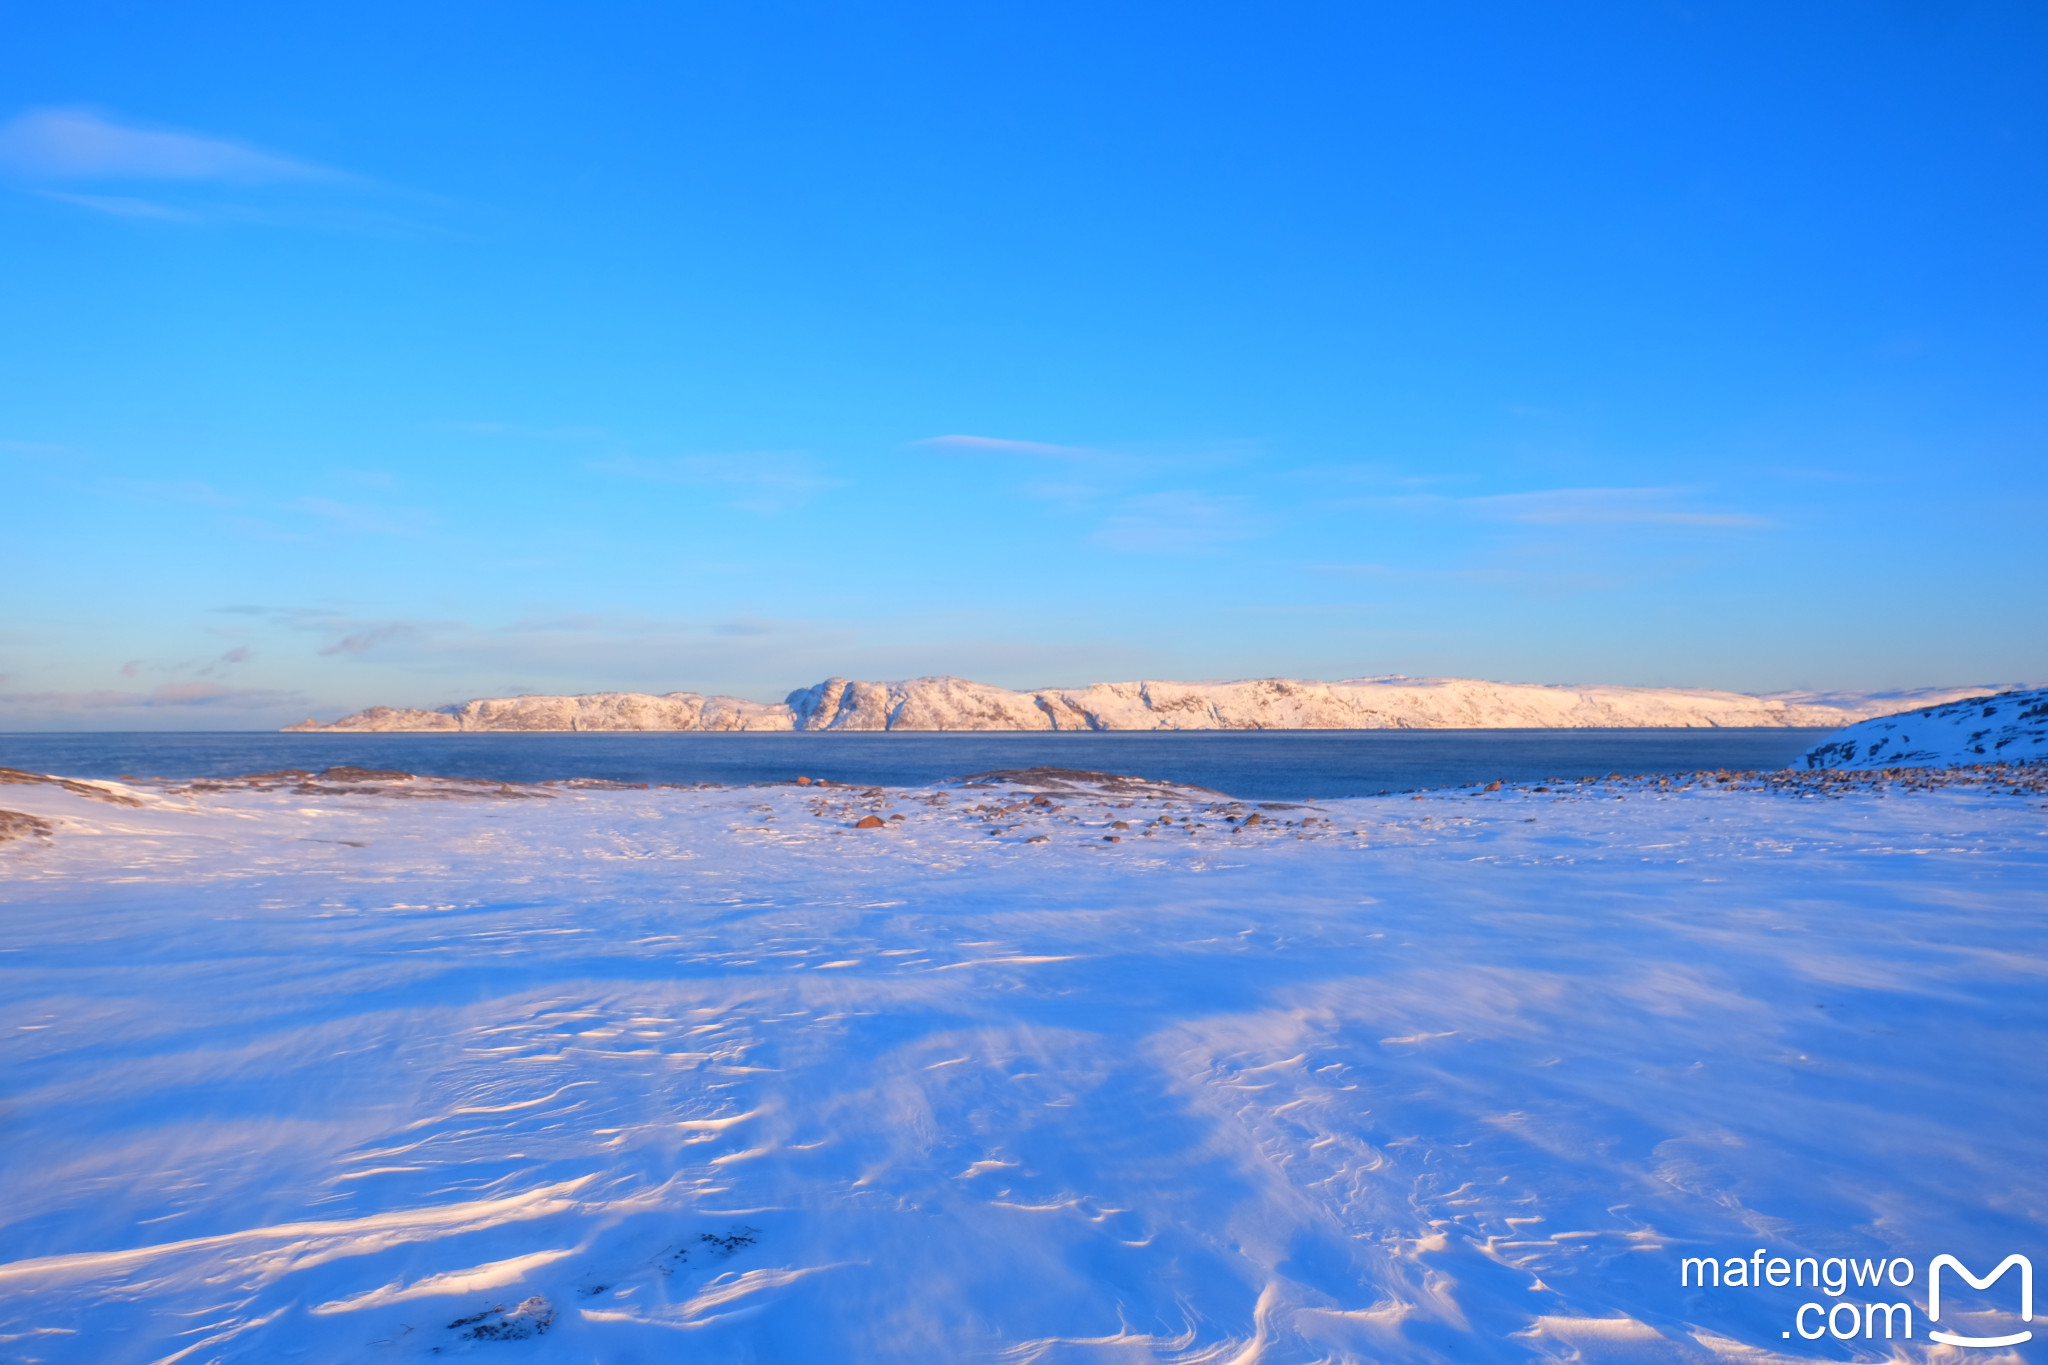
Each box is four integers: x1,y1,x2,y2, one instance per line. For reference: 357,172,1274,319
0,729,1836,802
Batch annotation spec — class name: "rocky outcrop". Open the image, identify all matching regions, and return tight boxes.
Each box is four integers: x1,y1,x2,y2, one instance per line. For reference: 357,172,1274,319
292,705,460,732
786,677,1065,731
1804,687,2048,768
444,691,795,732
283,675,2018,734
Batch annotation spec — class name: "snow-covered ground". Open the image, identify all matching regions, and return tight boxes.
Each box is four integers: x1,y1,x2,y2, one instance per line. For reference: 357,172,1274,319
285,674,2010,733
2,764,2045,1363
1804,686,2048,770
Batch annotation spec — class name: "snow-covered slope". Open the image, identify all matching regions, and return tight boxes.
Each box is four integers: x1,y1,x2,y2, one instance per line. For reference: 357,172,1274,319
1,767,2042,1363
1803,685,2048,768
295,690,800,734
285,674,2005,733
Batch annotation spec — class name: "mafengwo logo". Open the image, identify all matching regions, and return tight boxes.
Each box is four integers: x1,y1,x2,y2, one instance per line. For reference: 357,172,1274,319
1679,1249,2032,1347
1929,1255,2033,1349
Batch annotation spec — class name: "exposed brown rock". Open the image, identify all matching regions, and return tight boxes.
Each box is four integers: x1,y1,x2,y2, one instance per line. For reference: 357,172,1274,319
0,768,145,807
0,809,54,843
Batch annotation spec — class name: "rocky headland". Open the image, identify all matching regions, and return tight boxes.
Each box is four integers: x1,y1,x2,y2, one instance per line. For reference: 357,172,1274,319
1802,685,2048,768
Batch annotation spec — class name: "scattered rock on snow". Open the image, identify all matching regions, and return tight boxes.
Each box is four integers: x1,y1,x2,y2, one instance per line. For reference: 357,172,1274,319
0,768,145,808
450,1296,555,1341
0,809,54,843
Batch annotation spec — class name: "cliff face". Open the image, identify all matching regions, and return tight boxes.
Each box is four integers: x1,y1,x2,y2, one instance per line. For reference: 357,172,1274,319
282,675,2012,734
444,691,796,732
1803,687,2048,768
784,677,1050,731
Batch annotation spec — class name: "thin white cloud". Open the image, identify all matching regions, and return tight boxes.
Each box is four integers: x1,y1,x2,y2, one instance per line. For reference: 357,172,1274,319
1019,480,1113,508
1091,490,1265,553
295,496,435,536
0,107,340,183
35,189,195,220
915,434,1094,459
1468,487,1772,528
0,683,308,711
1306,562,1623,593
1348,486,1773,529
318,623,427,658
589,454,836,514
96,476,237,507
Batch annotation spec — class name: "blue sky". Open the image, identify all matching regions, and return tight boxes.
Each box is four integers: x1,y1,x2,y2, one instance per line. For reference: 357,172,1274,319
3,1,2045,729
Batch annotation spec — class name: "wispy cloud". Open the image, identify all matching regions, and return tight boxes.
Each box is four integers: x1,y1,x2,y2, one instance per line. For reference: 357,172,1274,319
1091,491,1265,553
318,622,428,657
0,107,431,232
1350,486,1773,529
915,434,1095,459
1018,480,1114,508
590,454,836,514
295,496,435,536
0,107,342,184
1467,487,1772,528
100,646,257,687
209,605,868,692
96,476,237,507
0,683,308,712
212,606,459,661
1307,561,1624,593
714,617,780,637
35,189,197,220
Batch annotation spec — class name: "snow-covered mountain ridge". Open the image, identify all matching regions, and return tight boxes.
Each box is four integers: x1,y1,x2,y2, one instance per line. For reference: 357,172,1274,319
282,674,2010,733
1802,686,2048,769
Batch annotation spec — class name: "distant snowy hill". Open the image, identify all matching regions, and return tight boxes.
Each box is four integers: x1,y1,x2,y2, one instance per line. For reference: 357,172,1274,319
1803,686,2048,768
283,674,2009,733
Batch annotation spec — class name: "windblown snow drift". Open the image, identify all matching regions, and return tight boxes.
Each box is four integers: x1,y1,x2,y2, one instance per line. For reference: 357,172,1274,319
1,764,2043,1362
